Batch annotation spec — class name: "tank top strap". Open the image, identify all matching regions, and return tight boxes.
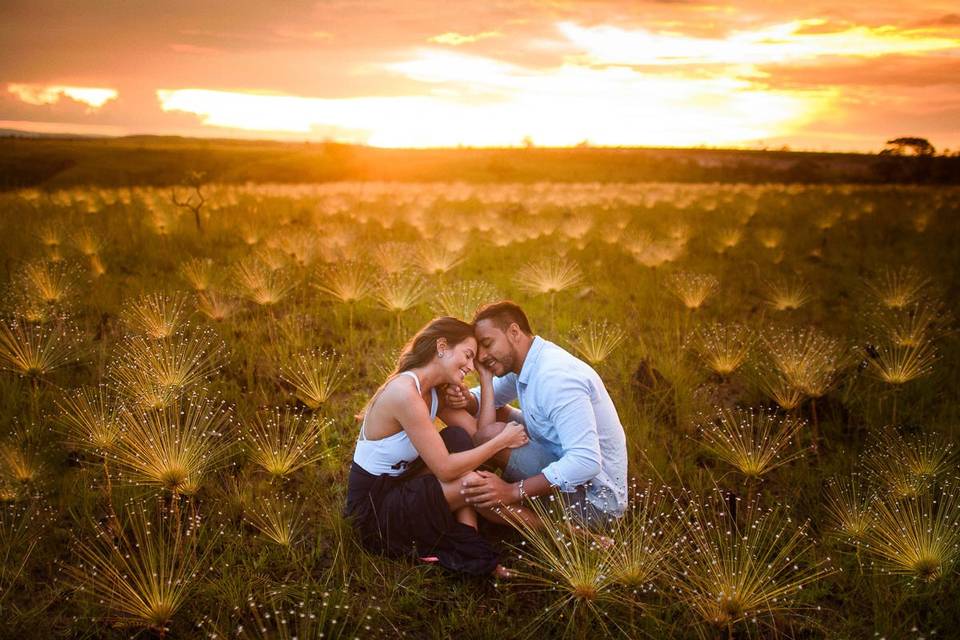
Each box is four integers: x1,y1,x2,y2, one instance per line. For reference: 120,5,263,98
359,370,428,441
399,370,422,394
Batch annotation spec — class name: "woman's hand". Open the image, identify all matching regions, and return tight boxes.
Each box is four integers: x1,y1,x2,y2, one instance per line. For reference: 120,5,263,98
496,420,529,449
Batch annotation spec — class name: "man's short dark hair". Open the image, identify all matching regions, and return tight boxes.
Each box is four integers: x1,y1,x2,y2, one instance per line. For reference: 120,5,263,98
473,300,533,336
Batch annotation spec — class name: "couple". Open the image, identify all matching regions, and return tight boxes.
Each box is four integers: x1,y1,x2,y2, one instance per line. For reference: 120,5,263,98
344,301,628,577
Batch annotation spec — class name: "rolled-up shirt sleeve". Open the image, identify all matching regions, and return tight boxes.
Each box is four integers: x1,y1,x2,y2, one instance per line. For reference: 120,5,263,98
469,373,518,416
540,377,602,492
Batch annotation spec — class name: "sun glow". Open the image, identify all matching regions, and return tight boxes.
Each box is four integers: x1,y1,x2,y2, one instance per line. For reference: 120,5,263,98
154,18,956,148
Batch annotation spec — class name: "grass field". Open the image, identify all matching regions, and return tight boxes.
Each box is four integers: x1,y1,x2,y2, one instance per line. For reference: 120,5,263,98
0,179,958,638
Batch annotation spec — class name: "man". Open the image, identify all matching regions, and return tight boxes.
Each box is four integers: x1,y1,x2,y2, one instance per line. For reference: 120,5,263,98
449,301,628,525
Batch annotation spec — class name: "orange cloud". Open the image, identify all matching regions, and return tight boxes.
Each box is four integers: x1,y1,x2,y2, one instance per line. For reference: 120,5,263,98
428,31,502,46
7,83,118,110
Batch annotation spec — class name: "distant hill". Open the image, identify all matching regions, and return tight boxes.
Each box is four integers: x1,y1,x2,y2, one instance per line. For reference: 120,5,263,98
0,135,957,189
0,128,109,140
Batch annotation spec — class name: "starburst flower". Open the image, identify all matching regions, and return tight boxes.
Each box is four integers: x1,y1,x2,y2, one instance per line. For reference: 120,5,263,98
755,227,784,249
70,227,103,257
373,241,416,275
566,319,625,366
863,428,956,500
666,271,718,310
55,384,122,452
243,407,333,478
245,492,306,548
15,260,76,308
689,322,753,376
866,267,931,310
515,256,584,296
762,326,848,398
109,328,224,411
672,490,833,634
312,261,376,305
432,280,501,321
763,275,812,311
606,482,677,590
110,394,234,495
498,491,626,638
120,292,191,339
67,497,221,631
714,227,742,253
862,339,937,387
874,301,951,348
179,257,216,292
863,480,960,583
823,474,875,542
375,271,428,314
195,290,240,322
0,318,80,380
232,260,296,307
279,349,347,410
417,242,464,276
696,407,806,479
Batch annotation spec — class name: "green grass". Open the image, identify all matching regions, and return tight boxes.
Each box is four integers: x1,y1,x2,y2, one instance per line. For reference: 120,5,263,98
0,181,958,638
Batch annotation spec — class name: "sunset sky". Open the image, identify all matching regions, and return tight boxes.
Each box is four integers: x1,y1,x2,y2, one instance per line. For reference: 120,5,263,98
1,1,958,151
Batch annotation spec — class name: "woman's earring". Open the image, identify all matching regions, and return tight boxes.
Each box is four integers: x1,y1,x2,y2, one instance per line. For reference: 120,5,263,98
438,351,445,358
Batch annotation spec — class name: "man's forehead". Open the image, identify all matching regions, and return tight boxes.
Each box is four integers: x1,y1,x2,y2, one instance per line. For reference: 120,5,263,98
474,318,505,337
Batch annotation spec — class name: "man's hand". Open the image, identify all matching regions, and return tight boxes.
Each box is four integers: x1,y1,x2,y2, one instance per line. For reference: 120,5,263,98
460,470,519,509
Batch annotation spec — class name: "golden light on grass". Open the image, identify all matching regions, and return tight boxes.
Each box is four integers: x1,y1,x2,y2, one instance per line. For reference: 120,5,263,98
755,227,784,249
120,291,191,339
762,326,847,398
0,441,43,484
863,480,960,583
666,271,718,310
566,319,625,366
714,226,742,253
874,300,950,349
696,407,806,479
111,394,234,496
673,490,833,634
68,497,220,631
431,279,501,321
866,267,931,310
243,407,333,478
763,275,812,311
55,384,122,452
109,328,224,411
690,321,753,376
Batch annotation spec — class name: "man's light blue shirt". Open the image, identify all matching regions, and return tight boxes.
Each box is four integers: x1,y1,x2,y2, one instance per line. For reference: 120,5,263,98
471,336,628,515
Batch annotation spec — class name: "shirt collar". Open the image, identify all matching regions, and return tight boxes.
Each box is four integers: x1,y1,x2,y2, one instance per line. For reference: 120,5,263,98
517,335,546,386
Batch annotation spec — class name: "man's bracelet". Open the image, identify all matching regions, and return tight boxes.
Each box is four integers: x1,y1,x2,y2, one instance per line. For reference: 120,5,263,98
517,479,527,502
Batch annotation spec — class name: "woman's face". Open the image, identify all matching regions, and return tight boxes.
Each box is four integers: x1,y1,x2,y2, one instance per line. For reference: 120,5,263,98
440,336,477,384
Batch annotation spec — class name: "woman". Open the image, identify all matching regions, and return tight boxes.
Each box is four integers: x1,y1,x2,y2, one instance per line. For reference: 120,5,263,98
344,316,528,577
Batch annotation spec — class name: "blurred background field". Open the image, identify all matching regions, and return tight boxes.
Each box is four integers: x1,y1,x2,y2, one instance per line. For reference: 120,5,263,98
0,166,958,638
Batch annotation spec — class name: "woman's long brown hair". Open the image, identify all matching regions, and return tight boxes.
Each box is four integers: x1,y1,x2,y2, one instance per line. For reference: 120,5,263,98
359,316,475,421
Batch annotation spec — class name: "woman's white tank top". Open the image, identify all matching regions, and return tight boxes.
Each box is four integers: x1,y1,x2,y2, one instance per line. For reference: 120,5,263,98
353,370,438,476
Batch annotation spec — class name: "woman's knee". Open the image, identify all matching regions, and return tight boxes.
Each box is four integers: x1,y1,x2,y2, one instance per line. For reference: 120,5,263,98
474,421,506,446
441,425,474,453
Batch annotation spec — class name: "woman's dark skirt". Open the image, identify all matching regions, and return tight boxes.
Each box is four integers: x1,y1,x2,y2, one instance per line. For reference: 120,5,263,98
344,426,498,576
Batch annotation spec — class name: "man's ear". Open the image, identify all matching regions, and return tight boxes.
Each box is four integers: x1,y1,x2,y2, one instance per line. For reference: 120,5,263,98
507,322,521,343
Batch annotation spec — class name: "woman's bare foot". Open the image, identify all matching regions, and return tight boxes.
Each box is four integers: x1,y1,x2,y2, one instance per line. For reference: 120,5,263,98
493,564,514,579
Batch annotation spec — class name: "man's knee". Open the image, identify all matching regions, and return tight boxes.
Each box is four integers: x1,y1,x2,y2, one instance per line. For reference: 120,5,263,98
474,421,506,446
441,426,474,453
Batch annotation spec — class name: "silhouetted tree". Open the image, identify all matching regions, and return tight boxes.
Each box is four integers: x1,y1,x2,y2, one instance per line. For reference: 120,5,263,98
881,137,935,157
